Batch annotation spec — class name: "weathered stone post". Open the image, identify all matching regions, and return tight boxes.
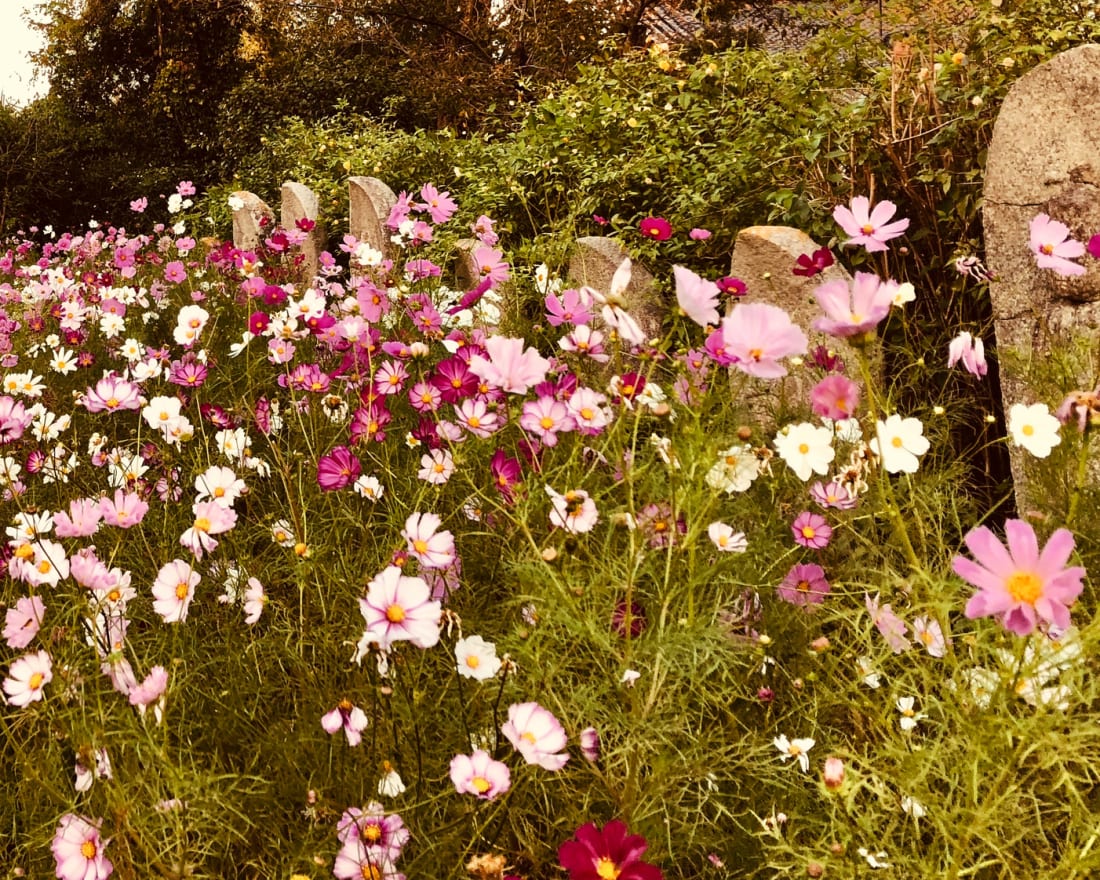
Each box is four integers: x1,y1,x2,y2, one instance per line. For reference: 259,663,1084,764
983,44,1100,513
230,191,275,252
349,177,398,258
568,237,661,342
281,181,326,282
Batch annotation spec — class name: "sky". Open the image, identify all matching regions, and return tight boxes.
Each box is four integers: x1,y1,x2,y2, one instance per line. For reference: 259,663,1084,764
0,1,47,107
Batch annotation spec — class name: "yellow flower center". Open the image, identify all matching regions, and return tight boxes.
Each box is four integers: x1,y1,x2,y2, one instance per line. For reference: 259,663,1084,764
466,655,480,668
175,581,190,600
748,349,763,361
891,436,904,448
540,416,554,430
1006,570,1043,605
360,867,382,880
595,858,621,880
797,580,811,592
194,517,212,532
798,443,809,454
1040,243,1054,256
472,776,491,793
363,825,382,843
580,407,594,420
106,397,119,408
28,672,44,689
468,416,481,428
413,539,429,554
1022,424,1034,436
860,224,875,234
801,526,816,539
521,731,537,744
81,840,97,859
386,604,406,623
37,560,52,574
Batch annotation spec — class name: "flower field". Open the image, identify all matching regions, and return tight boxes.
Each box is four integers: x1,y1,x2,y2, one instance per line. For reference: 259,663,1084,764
3,178,1100,880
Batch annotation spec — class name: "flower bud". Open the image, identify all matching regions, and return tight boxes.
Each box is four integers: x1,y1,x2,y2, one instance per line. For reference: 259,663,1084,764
823,756,845,790
580,726,601,763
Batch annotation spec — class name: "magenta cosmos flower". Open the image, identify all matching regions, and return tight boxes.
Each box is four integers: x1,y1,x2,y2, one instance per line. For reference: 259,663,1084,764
1029,213,1086,277
777,563,830,606
639,216,673,241
450,749,511,799
559,819,663,880
833,196,910,252
502,701,569,770
360,565,442,649
318,445,362,491
52,814,113,880
812,272,894,338
719,303,808,378
954,519,1086,636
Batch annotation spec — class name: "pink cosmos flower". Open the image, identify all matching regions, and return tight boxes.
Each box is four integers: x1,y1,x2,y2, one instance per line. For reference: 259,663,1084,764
332,839,404,880
473,245,510,285
580,727,601,762
151,559,200,623
673,265,720,328
450,749,511,799
707,522,747,553
128,665,168,712
3,595,44,649
419,183,457,223
53,498,103,537
164,261,187,284
82,374,142,413
468,335,551,395
176,180,196,196
865,593,909,652
0,394,31,442
567,387,612,435
812,272,894,338
546,485,599,534
51,814,113,880
1089,233,1100,260
318,446,362,491
720,303,808,378
810,374,860,420
502,701,569,770
1029,213,1086,277
584,259,647,347
947,331,988,378
954,519,1086,636
639,216,673,241
402,512,456,569
689,227,712,240
99,489,149,528
455,398,499,439
546,288,593,327
337,803,410,862
777,563,830,606
130,197,148,213
520,395,575,447
3,648,52,706
792,511,832,549
833,196,910,252
559,324,609,362
359,565,442,649
179,501,237,559
322,699,369,746
911,615,946,657
809,480,857,510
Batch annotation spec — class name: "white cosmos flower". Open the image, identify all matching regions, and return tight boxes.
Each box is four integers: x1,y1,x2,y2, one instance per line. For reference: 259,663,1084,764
871,414,929,474
774,422,835,481
773,734,814,772
1008,402,1061,458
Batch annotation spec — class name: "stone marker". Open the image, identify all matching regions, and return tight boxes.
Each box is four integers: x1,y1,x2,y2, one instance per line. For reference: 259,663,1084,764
983,43,1100,513
568,237,660,342
453,239,483,292
281,181,326,282
230,191,275,252
728,225,855,419
349,177,398,258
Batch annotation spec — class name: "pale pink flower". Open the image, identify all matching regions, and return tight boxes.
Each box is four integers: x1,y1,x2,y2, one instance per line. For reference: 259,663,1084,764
450,749,511,799
1029,213,1086,276
468,335,550,394
502,701,569,770
4,649,52,706
243,577,266,624
418,448,455,485
833,196,910,252
402,512,456,569
455,634,501,680
955,519,1085,636
173,304,210,346
911,615,946,657
520,395,575,447
51,814,113,880
99,489,149,528
322,699,369,746
128,665,168,712
546,485,599,533
567,387,612,435
947,331,988,377
454,398,499,439
673,265,720,328
3,595,44,649
559,324,609,362
812,272,894,338
82,374,142,413
179,500,238,559
720,303,808,378
151,559,200,623
53,498,103,537
707,522,747,553
359,565,442,649
865,593,909,652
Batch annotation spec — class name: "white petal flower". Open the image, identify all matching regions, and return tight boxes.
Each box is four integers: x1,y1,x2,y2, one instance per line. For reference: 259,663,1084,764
871,414,929,474
774,422,835,481
1008,402,1061,458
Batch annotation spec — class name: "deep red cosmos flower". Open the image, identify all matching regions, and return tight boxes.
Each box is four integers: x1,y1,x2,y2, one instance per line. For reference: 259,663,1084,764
792,247,835,278
638,217,673,241
559,819,663,880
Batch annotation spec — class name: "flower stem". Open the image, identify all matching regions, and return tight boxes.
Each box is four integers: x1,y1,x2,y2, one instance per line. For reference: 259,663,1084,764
1066,432,1091,530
